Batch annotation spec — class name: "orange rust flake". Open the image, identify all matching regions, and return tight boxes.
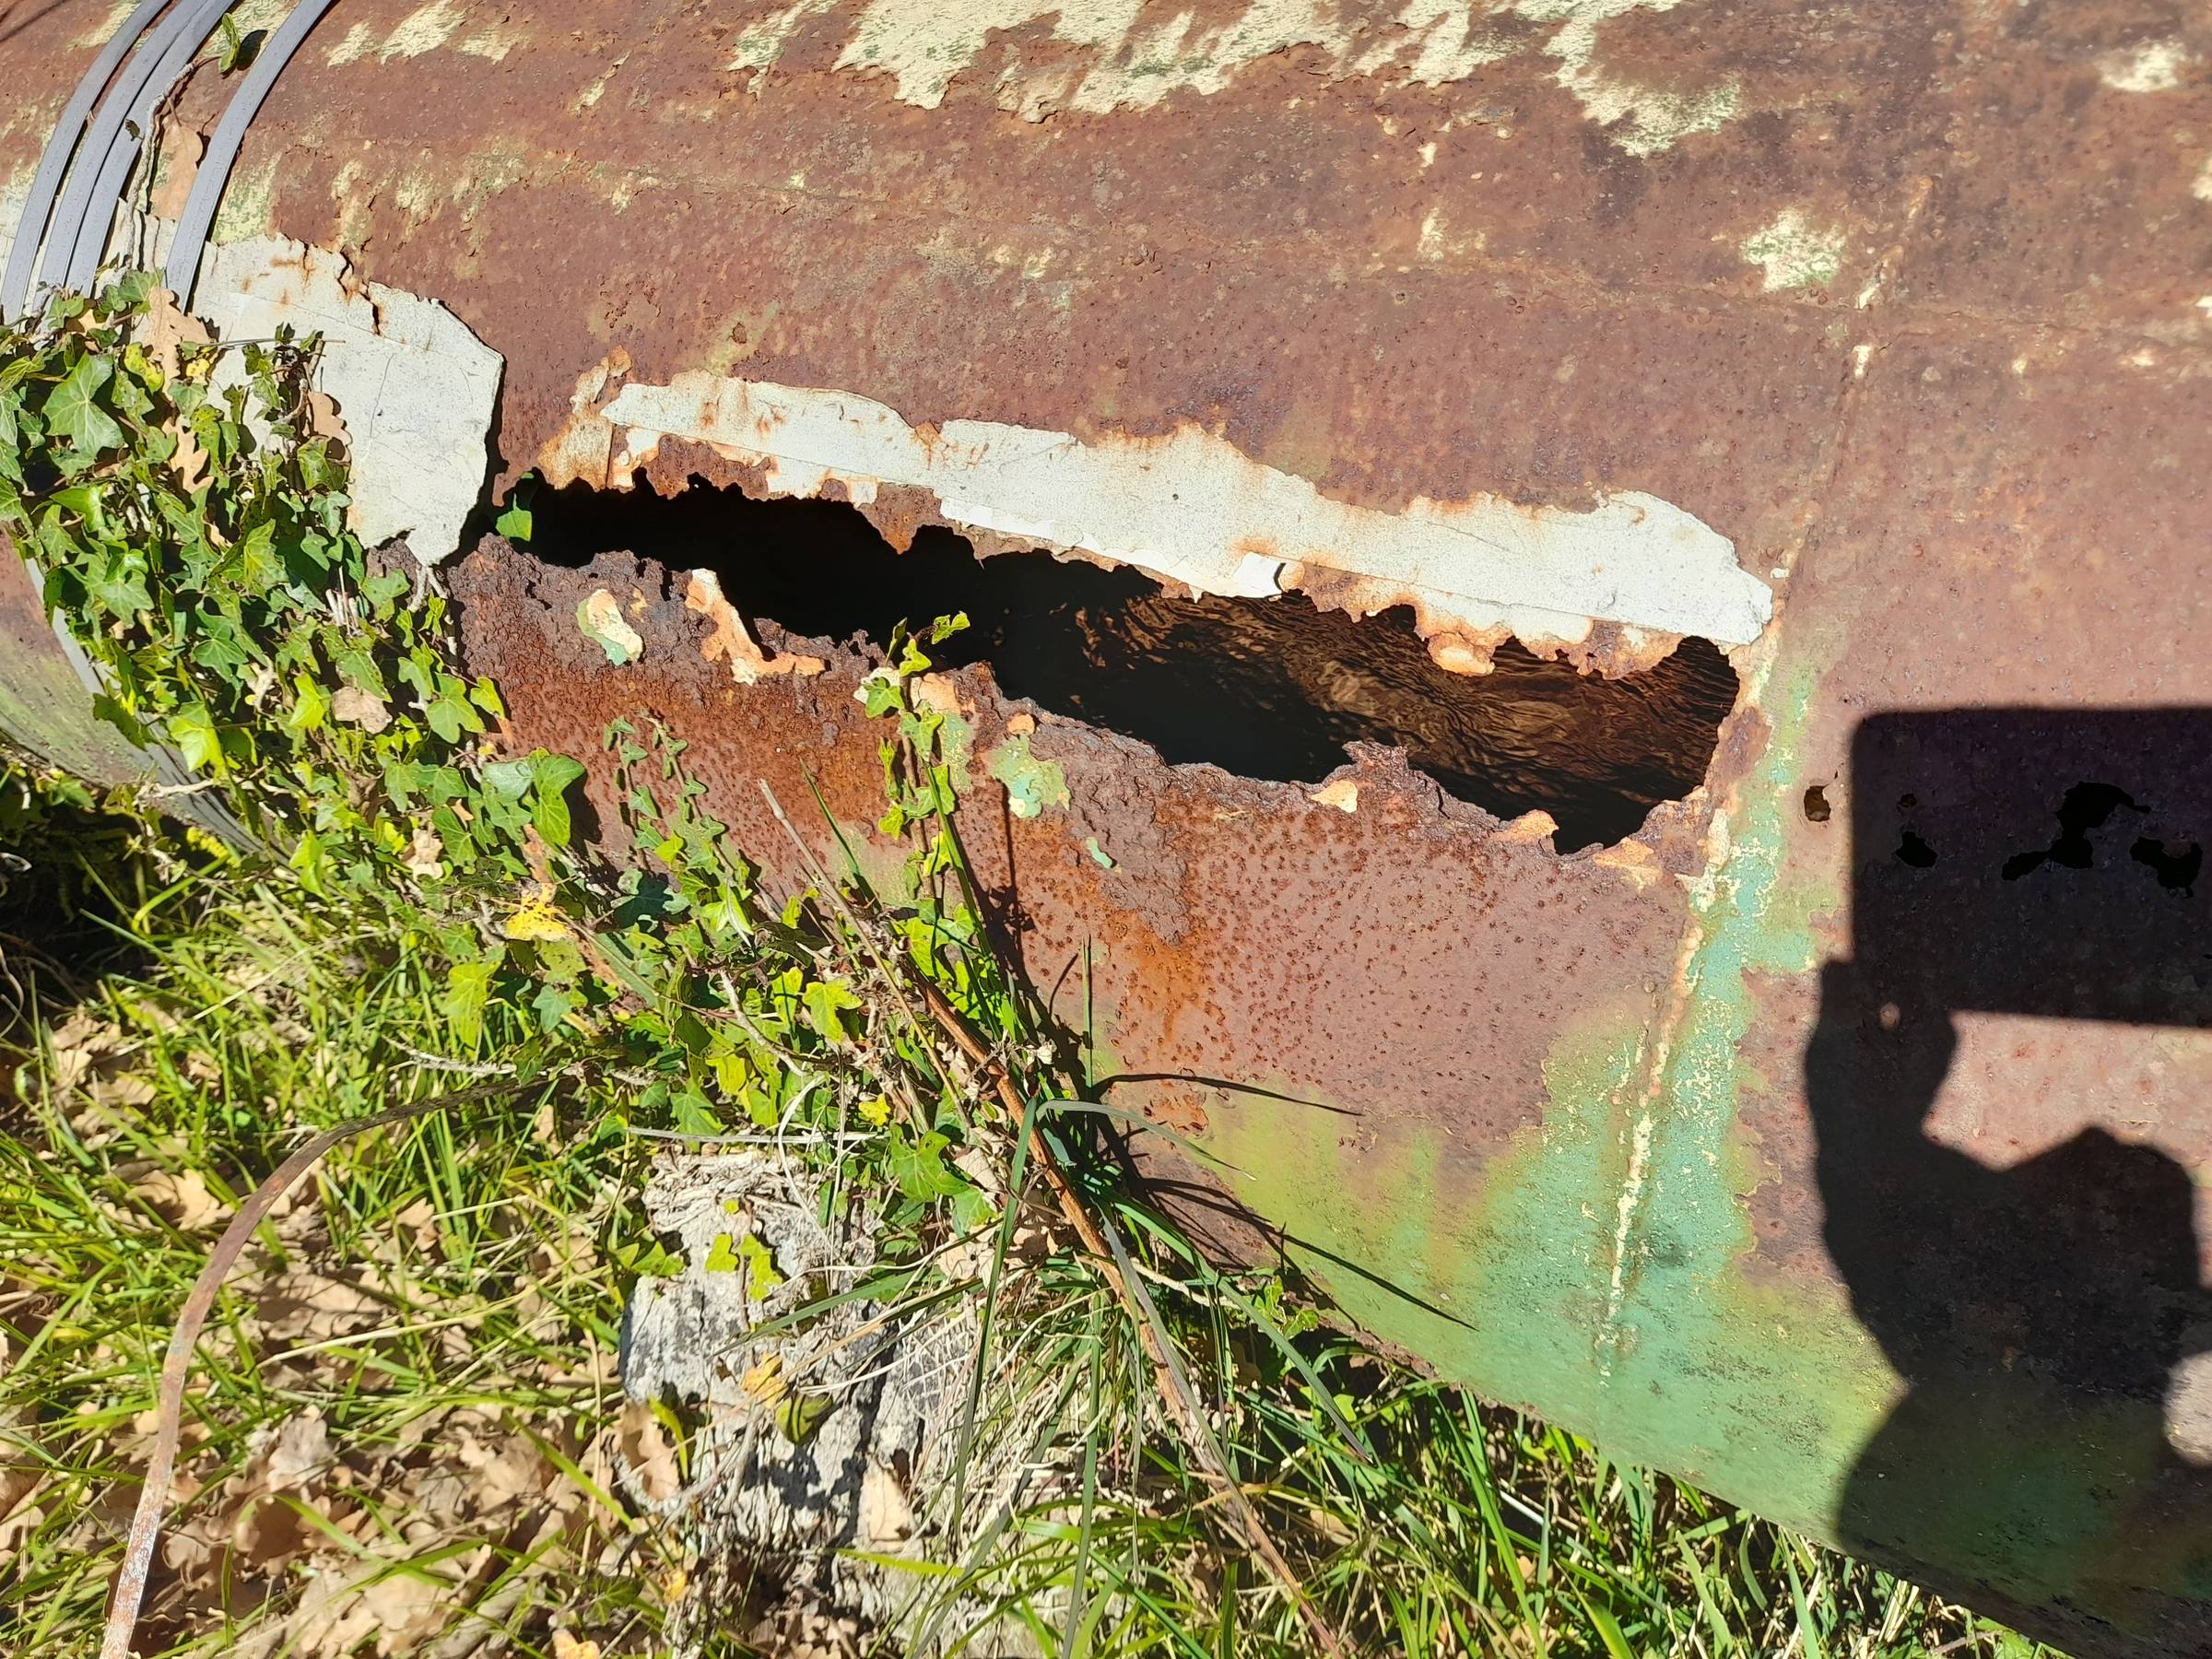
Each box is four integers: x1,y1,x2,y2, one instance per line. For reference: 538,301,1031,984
1591,837,1663,890
1309,777,1360,813
1495,810,1560,845
684,570,826,686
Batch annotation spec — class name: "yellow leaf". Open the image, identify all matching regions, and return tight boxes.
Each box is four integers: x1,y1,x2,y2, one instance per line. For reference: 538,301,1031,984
741,1353,787,1406
501,885,572,942
856,1096,891,1127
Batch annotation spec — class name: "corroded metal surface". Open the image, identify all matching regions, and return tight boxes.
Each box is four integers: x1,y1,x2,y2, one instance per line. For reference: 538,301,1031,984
6,4,2212,1653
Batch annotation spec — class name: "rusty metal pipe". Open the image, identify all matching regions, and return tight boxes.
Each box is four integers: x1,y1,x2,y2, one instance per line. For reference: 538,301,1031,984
3,6,2211,1652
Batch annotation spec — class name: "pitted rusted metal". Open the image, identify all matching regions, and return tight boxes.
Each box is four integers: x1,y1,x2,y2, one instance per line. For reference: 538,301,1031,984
6,5,2212,1651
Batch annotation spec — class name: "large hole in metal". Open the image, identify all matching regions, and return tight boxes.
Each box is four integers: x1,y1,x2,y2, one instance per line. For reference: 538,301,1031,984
525,477,1739,851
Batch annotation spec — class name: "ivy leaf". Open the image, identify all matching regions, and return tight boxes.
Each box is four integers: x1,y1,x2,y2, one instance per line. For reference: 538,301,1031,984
332,643,389,700
860,673,901,718
44,351,124,457
284,675,330,735
773,1391,831,1445
494,474,535,542
948,1182,995,1234
886,1126,968,1205
168,703,223,774
669,1087,721,1137
425,693,465,744
529,752,587,848
288,824,334,896
530,982,577,1033
85,550,152,618
0,388,21,482
439,956,500,1048
800,978,864,1044
232,520,283,595
360,568,410,610
736,1233,783,1300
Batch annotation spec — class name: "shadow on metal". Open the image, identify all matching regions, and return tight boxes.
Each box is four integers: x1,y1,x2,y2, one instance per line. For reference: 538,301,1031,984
1813,710,2212,1643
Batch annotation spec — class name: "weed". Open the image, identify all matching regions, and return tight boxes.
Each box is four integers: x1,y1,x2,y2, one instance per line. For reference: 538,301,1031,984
0,274,2065,1659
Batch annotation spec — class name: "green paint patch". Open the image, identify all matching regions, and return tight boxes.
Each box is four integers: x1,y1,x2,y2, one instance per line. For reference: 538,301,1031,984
1203,672,1900,1548
576,589,642,665
985,734,1067,819
1084,836,1114,869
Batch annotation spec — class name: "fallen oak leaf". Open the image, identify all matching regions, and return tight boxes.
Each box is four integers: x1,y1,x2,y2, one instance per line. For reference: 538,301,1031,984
329,686,391,733
616,1400,679,1504
129,1168,226,1231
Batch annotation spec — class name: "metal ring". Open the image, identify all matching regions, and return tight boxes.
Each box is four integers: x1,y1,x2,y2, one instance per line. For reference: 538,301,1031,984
167,0,341,305
37,0,236,298
0,0,173,322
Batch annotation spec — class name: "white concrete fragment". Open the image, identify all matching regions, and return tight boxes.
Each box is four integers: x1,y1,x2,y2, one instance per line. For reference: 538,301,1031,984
594,373,1772,648
199,237,502,562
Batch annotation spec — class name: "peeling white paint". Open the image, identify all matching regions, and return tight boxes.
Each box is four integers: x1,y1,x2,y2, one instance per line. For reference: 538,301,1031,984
2194,154,2212,204
383,0,468,59
459,27,524,63
1515,0,1741,157
578,373,1772,650
2098,39,2190,93
198,0,290,59
325,20,380,65
576,53,630,109
1381,0,1515,84
72,0,137,51
738,0,1734,152
329,0,468,65
200,238,502,562
1740,208,1845,291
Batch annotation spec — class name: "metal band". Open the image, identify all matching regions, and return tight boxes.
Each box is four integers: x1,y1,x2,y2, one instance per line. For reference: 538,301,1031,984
167,0,341,306
0,0,172,323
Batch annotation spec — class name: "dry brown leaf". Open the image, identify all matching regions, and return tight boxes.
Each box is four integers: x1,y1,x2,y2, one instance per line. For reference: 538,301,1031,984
139,289,218,497
302,388,349,453
858,1458,914,1546
453,1419,552,1513
130,1168,227,1231
551,1630,603,1659
402,825,444,879
49,1010,122,1092
0,1498,44,1562
261,1412,334,1491
330,687,393,734
617,1400,680,1503
282,1559,454,1659
149,121,204,220
171,424,212,495
253,1271,385,1344
393,1198,440,1253
88,1069,158,1113
140,288,211,383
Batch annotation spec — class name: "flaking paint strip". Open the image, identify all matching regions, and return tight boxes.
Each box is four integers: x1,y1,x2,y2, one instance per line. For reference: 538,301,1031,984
585,372,1773,652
